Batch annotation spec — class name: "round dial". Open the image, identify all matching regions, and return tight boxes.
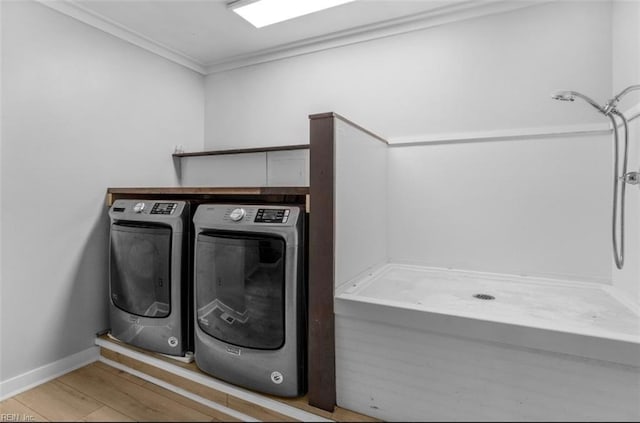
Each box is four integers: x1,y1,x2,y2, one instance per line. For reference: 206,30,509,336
229,208,245,221
133,202,145,213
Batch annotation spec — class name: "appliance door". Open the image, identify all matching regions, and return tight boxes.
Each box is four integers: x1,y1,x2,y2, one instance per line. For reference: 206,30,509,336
110,222,172,318
196,231,285,350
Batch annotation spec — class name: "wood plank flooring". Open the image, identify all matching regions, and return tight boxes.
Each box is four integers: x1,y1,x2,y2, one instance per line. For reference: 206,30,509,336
1,337,378,422
1,358,378,422
96,335,378,422
0,362,238,422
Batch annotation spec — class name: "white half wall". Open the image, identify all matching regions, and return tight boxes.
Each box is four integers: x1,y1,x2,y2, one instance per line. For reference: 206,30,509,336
204,1,612,149
334,117,388,289
0,0,204,389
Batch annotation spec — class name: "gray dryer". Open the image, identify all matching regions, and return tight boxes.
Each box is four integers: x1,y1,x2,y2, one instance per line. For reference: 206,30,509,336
193,204,306,397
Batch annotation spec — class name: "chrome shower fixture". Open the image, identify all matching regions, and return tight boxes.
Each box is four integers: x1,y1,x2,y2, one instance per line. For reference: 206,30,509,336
551,91,575,101
551,84,639,270
604,84,640,115
550,90,606,113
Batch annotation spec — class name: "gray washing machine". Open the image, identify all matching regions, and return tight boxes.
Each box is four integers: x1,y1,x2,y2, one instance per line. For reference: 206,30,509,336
193,204,306,397
109,199,191,357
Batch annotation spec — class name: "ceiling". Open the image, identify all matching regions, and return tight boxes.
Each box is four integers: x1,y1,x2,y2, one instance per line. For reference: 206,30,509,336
45,0,537,74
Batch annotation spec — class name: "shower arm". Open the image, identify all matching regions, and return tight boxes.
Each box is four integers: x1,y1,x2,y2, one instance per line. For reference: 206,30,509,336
572,91,607,114
604,84,640,115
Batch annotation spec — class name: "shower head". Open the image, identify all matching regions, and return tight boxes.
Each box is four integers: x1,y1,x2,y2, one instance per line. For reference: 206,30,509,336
551,90,575,102
551,89,606,114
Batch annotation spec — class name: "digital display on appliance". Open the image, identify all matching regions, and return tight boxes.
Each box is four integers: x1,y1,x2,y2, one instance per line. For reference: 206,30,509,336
255,208,289,223
151,203,177,215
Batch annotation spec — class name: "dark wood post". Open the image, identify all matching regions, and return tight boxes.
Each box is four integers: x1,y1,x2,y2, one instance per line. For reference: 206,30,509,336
307,113,336,412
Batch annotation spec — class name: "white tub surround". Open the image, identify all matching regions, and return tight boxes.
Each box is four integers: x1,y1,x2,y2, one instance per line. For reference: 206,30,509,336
323,111,640,421
334,265,640,421
338,264,639,365
335,314,639,422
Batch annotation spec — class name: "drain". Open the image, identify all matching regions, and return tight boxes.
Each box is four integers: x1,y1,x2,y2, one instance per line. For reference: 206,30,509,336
473,294,495,300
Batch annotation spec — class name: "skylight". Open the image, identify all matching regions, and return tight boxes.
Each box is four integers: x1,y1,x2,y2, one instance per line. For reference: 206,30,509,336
229,0,356,28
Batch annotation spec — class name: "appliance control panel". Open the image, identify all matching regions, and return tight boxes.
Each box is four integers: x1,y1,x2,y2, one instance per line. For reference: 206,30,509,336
212,205,297,225
109,200,184,218
150,202,177,215
254,208,290,223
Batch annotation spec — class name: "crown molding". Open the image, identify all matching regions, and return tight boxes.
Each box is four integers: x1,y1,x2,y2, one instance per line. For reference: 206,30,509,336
36,0,550,77
204,0,551,74
36,0,207,75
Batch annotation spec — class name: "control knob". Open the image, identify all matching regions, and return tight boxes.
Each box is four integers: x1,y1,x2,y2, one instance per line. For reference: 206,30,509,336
133,202,145,213
229,208,245,222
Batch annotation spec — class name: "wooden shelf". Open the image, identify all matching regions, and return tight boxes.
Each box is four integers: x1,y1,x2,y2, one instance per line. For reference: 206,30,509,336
106,187,309,207
107,187,308,196
172,144,309,158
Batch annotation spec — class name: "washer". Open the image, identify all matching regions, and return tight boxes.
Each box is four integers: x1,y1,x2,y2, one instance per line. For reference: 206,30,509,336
108,199,191,357
193,204,306,397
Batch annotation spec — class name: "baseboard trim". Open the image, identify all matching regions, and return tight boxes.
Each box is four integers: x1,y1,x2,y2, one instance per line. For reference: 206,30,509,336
0,346,100,401
95,337,332,422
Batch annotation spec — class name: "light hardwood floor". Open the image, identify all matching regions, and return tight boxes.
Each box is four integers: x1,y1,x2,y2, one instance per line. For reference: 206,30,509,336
94,336,377,422
1,359,377,422
0,362,242,422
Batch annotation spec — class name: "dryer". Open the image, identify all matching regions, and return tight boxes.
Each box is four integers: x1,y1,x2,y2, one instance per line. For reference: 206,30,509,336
108,199,191,357
193,204,306,397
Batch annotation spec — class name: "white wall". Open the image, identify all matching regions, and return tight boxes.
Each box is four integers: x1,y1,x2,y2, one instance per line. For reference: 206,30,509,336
0,0,4,383
612,0,640,303
0,0,203,389
204,1,612,149
387,134,611,282
205,1,614,282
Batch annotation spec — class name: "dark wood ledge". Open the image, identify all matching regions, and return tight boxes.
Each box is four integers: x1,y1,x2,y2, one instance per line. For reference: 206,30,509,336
107,187,309,195
172,144,309,158
106,187,309,207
